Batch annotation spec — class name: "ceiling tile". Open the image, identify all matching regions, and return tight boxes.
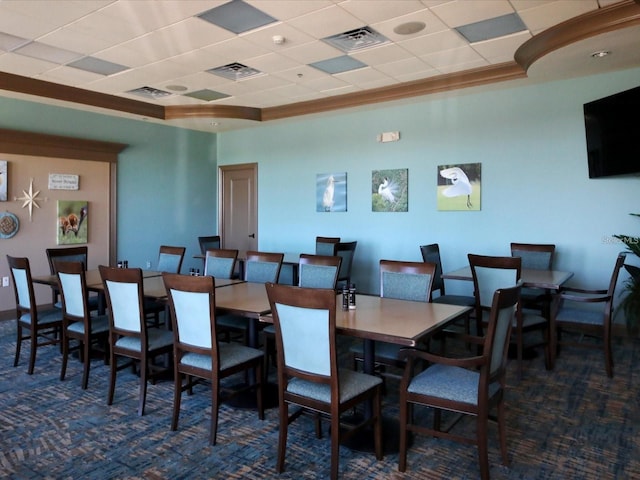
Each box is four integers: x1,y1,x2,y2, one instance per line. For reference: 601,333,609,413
287,4,364,39
430,0,514,28
351,43,414,66
398,29,468,57
471,30,532,63
517,0,598,34
197,0,277,34
421,45,485,69
338,0,427,25
371,8,449,42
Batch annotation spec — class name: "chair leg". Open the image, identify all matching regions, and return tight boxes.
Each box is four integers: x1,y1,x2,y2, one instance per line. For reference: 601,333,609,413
210,379,220,446
373,387,383,461
398,396,408,472
81,337,91,390
330,411,340,480
138,358,148,416
477,414,490,480
28,328,37,375
255,363,264,421
171,372,182,431
276,402,288,473
14,323,22,367
60,330,69,382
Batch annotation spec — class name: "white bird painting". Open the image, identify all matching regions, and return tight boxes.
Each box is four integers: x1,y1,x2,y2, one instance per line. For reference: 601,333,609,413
322,175,335,212
378,177,397,203
440,166,473,208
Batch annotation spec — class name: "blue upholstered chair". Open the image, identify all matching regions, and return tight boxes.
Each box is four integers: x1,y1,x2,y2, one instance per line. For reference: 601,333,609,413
216,251,283,344
350,260,435,377
99,265,174,416
46,246,98,311
315,236,340,256
398,284,520,480
335,241,357,289
7,255,63,375
510,242,556,315
203,248,238,279
163,273,264,445
263,253,342,374
469,254,548,379
420,243,475,307
550,253,626,377
146,245,186,326
198,235,221,255
265,283,383,480
57,260,109,389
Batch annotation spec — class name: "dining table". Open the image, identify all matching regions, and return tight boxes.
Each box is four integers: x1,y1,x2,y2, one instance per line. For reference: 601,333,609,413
441,266,574,290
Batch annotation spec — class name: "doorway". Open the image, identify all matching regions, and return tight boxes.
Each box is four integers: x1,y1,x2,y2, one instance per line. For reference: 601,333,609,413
218,163,258,252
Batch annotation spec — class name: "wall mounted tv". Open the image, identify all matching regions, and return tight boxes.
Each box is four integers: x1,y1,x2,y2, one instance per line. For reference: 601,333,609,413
584,85,640,178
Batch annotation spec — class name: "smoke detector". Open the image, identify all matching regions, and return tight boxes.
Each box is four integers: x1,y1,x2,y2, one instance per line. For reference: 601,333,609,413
272,35,285,45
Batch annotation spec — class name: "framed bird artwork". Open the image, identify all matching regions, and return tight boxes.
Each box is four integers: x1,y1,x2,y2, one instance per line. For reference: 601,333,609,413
437,163,481,211
0,160,6,202
372,168,408,212
57,200,88,244
316,172,347,212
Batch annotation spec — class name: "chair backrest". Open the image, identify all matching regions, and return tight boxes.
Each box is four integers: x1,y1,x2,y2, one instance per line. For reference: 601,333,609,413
265,283,337,381
6,255,36,313
482,285,520,382
157,245,186,273
163,272,218,361
607,253,627,298
379,259,435,302
244,251,284,283
203,248,238,279
99,265,145,335
315,236,340,256
46,246,88,274
198,235,221,255
298,254,342,289
419,243,446,298
56,261,89,320
510,243,555,270
468,254,521,311
335,241,357,284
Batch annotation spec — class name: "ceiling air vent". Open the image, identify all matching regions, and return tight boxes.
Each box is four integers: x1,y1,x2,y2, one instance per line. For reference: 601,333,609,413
127,86,173,99
323,26,390,53
207,62,264,81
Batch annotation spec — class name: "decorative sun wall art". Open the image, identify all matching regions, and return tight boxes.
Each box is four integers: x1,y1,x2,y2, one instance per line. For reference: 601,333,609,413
372,168,408,212
437,163,481,211
316,172,347,212
57,200,88,245
0,160,6,201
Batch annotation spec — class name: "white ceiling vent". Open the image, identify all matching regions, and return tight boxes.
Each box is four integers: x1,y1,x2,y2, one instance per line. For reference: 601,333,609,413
323,26,390,53
127,86,173,99
207,62,264,81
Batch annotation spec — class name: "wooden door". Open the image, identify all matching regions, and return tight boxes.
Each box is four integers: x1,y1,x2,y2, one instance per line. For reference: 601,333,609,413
219,163,258,251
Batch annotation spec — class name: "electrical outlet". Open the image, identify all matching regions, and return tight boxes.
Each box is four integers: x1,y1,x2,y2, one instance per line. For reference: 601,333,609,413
2,276,9,287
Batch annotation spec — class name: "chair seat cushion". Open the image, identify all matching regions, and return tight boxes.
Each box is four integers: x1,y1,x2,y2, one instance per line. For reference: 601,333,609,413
217,314,249,331
556,306,604,326
67,315,110,335
19,308,63,326
432,294,476,307
181,344,263,371
287,368,382,404
115,328,173,352
407,363,499,405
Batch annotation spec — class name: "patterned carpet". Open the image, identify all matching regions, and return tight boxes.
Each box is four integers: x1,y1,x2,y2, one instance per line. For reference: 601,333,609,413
0,318,638,480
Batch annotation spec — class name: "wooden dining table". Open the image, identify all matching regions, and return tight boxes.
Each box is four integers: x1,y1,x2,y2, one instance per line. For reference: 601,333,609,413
441,266,574,290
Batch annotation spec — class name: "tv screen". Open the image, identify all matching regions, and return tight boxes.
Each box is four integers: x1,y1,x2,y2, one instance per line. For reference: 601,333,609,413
583,85,640,178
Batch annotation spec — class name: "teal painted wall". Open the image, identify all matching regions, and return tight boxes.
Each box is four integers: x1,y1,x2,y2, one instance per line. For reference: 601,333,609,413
219,68,640,303
0,96,217,273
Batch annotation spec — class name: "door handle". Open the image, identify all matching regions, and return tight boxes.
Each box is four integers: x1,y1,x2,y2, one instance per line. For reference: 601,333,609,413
248,233,255,238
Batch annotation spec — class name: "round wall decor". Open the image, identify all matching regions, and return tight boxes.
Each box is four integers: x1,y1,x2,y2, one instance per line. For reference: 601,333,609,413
0,211,20,239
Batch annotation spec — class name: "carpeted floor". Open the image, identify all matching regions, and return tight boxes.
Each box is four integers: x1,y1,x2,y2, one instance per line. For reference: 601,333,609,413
0,318,638,480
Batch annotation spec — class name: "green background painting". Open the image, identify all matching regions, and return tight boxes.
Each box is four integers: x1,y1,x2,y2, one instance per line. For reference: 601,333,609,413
372,168,408,212
57,200,88,245
437,163,481,211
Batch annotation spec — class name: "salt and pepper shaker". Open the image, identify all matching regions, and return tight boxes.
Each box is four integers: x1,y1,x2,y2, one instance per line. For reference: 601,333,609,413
342,285,349,310
348,283,356,310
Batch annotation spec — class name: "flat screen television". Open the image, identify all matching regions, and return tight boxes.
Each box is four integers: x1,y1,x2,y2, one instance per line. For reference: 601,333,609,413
583,85,640,178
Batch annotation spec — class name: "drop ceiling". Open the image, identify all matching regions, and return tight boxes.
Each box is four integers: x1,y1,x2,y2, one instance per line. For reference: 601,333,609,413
0,0,639,132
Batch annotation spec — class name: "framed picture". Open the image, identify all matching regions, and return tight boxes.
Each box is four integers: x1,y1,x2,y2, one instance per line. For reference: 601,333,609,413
57,200,88,244
437,163,481,211
0,160,6,201
372,168,408,212
316,172,347,212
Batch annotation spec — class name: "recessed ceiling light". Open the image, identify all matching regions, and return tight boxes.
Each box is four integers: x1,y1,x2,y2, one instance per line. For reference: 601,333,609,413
591,50,611,58
393,21,426,35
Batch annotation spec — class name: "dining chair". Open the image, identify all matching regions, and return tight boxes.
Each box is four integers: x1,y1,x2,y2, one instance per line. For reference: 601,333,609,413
57,260,109,389
162,273,264,445
203,248,238,279
46,246,98,311
263,253,342,376
265,282,383,480
99,265,174,416
7,255,64,375
350,260,436,380
398,284,520,480
510,242,556,316
335,241,357,289
315,236,340,256
216,251,284,345
145,245,186,326
198,235,221,255
469,254,548,380
550,252,626,377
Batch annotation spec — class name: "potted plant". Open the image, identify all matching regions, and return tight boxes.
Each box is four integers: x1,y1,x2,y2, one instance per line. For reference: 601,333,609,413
614,213,640,334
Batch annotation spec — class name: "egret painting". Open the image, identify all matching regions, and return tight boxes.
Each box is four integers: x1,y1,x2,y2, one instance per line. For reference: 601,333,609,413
316,172,347,212
0,160,6,201
57,200,88,244
437,163,481,211
372,169,407,212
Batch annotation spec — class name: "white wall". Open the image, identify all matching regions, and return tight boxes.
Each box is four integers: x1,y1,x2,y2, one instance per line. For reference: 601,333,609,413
218,67,640,321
